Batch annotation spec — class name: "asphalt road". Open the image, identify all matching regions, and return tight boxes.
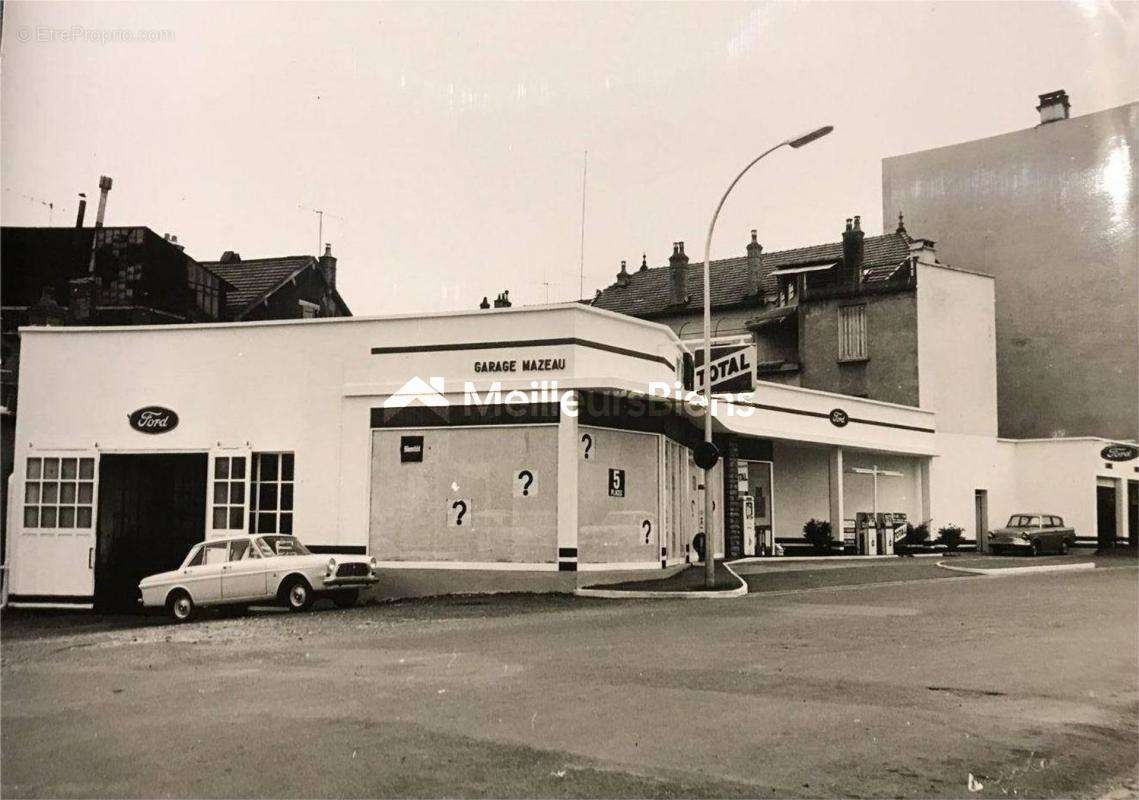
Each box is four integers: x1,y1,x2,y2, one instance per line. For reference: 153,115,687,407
2,564,1136,799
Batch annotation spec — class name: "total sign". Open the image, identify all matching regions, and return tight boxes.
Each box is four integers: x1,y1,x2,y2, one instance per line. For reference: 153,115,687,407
694,346,754,392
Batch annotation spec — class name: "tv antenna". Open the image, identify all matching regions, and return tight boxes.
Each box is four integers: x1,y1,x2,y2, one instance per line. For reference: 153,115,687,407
298,204,346,255
5,188,56,224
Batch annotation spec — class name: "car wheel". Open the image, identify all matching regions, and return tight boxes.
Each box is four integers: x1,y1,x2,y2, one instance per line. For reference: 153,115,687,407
1059,540,1069,555
1030,540,1041,557
332,589,359,609
282,577,313,612
167,590,195,623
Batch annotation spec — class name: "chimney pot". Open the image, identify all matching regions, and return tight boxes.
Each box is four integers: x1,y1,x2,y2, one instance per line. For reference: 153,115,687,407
75,193,87,228
842,214,865,282
616,260,629,287
318,243,337,289
746,228,764,297
640,253,648,271
479,296,490,310
94,175,113,228
1036,90,1070,124
668,240,689,305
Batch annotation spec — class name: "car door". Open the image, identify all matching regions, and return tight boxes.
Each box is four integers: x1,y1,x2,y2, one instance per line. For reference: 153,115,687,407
221,539,269,601
179,540,227,603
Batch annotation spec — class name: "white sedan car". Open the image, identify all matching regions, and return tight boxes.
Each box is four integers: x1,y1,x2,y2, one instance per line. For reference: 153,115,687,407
139,534,379,622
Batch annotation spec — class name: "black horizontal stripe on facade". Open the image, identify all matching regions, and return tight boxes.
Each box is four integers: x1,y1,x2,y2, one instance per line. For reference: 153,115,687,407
371,403,560,429
370,337,676,370
728,400,936,434
557,562,578,572
7,594,93,605
307,545,367,555
558,547,578,558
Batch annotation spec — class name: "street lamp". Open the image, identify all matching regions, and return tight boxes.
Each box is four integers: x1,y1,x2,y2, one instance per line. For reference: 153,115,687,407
700,125,833,588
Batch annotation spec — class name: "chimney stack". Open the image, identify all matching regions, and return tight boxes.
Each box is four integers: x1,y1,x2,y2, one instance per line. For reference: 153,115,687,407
1036,90,1070,125
219,251,242,264
639,253,648,272
479,296,491,310
94,175,113,228
75,193,87,228
615,259,630,287
493,290,512,308
163,233,185,251
318,243,337,290
668,242,689,306
842,215,865,282
746,229,764,297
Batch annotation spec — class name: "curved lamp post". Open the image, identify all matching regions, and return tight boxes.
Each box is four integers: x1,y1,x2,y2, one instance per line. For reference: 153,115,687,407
701,125,833,588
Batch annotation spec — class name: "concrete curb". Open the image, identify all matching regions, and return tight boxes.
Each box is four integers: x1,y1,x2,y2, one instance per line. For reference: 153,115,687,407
936,560,1097,577
574,562,748,599
731,552,946,565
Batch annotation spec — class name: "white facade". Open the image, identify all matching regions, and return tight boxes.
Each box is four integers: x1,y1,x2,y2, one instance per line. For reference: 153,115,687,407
5,302,1131,607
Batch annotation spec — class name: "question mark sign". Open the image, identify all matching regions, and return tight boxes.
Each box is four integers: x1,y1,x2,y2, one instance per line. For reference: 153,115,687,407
642,519,652,544
581,433,593,459
452,500,467,526
518,469,533,496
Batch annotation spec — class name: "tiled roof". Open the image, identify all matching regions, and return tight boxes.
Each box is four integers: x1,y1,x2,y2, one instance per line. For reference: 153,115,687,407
199,255,315,317
591,233,912,318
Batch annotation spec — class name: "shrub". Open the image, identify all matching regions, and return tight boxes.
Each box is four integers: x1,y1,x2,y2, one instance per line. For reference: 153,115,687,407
802,518,834,555
901,522,930,546
938,524,965,551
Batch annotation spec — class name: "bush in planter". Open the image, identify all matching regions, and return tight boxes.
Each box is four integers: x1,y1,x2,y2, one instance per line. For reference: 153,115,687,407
901,522,930,546
938,524,965,551
802,518,833,555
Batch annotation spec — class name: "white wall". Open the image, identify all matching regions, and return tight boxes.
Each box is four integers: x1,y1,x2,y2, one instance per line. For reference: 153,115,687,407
9,305,687,597
370,426,559,565
772,441,831,542
917,263,998,437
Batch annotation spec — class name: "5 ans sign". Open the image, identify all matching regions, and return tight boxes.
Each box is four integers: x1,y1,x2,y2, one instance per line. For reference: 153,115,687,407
128,406,179,434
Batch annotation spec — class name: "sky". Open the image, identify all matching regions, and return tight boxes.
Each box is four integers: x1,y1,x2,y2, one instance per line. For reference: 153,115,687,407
2,1,1136,316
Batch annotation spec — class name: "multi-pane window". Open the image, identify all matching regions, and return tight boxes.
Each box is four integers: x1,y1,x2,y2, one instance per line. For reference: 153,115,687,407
187,262,221,319
250,453,295,534
838,304,868,362
211,456,246,531
24,457,94,529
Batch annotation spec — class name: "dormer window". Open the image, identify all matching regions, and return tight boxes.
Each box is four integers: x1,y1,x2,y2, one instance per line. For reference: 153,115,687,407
298,300,319,319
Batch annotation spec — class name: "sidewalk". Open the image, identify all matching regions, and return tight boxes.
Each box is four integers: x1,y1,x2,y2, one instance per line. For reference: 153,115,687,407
575,561,746,598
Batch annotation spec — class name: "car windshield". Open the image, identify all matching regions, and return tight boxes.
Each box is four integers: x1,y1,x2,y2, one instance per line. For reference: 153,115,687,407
256,535,311,556
1007,515,1041,527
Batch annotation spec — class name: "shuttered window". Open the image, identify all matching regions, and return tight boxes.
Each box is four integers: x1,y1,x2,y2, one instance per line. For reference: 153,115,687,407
838,305,867,361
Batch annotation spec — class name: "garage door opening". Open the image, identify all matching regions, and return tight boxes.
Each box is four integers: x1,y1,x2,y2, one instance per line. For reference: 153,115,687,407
95,454,208,611
1096,483,1118,549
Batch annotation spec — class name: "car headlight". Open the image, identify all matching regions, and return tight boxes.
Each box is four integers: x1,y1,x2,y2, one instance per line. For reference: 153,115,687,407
1018,532,1033,540
326,557,337,576
369,556,377,569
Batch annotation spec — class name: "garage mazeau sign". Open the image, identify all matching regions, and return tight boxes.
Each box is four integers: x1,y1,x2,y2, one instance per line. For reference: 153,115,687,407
128,406,179,434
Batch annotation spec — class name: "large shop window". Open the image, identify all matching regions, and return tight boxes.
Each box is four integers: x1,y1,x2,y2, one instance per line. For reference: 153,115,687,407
23,457,95,529
838,304,868,362
211,456,247,531
250,453,295,534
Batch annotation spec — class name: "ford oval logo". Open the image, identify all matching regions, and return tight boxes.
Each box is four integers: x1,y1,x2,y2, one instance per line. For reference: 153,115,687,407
1101,443,1138,462
128,406,179,434
829,408,849,428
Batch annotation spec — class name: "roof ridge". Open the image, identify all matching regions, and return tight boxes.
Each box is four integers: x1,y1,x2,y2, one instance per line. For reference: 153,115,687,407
201,254,314,265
